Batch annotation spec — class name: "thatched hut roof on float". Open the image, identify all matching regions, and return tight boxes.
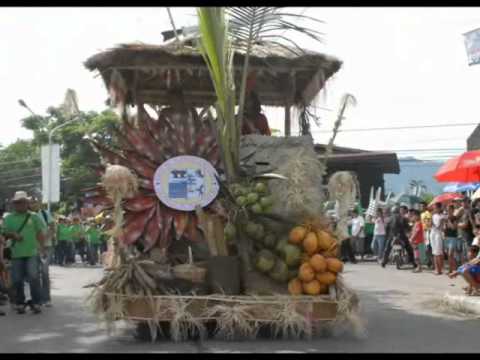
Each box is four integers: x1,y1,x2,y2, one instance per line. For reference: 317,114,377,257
84,29,342,134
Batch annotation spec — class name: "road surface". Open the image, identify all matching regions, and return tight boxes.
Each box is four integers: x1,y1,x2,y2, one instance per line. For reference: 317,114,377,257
0,261,478,353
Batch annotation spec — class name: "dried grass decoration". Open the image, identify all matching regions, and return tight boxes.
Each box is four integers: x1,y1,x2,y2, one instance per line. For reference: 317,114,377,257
204,303,259,340
102,164,139,267
270,149,325,222
271,297,312,340
328,171,359,243
167,296,206,342
333,274,367,339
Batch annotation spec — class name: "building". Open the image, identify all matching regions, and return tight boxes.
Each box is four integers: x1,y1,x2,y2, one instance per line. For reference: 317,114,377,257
315,144,400,207
467,124,480,151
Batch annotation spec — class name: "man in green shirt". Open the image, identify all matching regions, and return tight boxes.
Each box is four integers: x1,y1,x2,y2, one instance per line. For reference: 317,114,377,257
364,215,375,257
70,217,86,263
56,216,72,266
86,219,102,266
3,191,46,314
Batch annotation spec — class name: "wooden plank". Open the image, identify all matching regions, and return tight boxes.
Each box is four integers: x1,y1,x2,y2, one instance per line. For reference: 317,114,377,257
125,295,338,321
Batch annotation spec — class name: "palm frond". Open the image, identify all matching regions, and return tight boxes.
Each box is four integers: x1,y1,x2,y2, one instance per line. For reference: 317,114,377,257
226,7,323,54
197,7,238,182
320,93,357,174
225,7,324,135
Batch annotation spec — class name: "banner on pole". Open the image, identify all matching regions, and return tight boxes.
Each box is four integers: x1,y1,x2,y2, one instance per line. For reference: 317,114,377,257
41,144,61,203
463,27,480,66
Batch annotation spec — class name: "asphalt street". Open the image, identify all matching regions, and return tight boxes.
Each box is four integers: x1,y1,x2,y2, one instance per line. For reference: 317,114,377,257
0,261,478,353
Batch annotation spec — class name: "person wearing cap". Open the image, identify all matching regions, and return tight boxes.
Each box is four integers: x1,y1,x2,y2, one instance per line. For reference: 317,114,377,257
2,191,46,314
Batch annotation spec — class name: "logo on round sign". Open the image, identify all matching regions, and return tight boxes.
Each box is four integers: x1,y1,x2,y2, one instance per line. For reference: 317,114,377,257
153,155,220,211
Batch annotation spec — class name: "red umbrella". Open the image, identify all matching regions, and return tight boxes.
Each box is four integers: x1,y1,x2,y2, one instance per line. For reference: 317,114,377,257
435,150,480,182
428,192,463,207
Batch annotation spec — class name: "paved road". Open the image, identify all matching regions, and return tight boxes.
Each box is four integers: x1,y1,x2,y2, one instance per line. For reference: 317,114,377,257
0,261,478,353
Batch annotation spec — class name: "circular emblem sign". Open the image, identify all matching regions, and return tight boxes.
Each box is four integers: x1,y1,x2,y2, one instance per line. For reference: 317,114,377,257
153,155,220,211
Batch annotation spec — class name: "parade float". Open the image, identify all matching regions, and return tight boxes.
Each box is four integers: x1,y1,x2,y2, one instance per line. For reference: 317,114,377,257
83,8,364,341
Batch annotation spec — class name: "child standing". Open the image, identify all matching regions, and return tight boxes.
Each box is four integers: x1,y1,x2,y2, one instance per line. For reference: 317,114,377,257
409,209,425,273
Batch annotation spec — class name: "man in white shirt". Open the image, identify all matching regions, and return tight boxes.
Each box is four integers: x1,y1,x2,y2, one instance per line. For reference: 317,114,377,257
351,209,366,261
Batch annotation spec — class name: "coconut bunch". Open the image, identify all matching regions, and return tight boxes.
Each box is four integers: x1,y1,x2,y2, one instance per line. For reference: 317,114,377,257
252,226,302,284
287,222,344,296
230,181,274,215
223,179,274,246
224,180,302,284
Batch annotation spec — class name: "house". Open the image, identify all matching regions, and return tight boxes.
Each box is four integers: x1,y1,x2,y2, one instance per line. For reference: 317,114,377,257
315,144,400,207
467,124,480,151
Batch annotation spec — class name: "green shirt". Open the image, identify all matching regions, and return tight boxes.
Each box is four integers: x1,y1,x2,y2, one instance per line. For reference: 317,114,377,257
70,224,85,242
364,222,375,236
86,226,102,245
57,223,72,242
3,211,46,259
37,209,54,247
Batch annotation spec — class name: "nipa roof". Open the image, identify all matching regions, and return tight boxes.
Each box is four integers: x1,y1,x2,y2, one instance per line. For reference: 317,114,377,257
84,36,342,108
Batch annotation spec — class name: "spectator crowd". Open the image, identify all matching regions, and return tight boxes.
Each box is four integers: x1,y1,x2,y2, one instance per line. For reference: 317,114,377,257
0,191,111,316
338,196,480,296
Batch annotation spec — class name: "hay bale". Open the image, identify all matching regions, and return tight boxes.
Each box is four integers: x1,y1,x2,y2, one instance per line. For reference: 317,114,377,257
240,135,326,223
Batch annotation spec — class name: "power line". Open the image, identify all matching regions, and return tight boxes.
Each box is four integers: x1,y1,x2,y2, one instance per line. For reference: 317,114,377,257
0,167,41,177
0,158,40,167
0,174,42,183
310,122,479,133
388,148,465,152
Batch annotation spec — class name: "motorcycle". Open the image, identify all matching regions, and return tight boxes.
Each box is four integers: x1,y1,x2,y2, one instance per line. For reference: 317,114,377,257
390,237,410,270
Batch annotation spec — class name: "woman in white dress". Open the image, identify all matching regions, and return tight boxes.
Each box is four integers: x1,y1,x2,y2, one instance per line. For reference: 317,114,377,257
430,202,445,275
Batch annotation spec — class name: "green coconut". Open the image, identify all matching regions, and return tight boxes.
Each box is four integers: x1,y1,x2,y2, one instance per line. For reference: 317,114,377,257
255,249,276,273
253,223,265,241
224,222,236,241
254,182,268,194
236,196,247,207
263,233,277,249
250,203,263,214
288,268,299,280
274,236,289,257
246,222,258,238
259,196,274,208
269,258,289,283
246,192,260,205
283,244,302,267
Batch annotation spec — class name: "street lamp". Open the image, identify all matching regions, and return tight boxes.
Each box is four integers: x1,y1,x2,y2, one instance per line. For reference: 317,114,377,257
18,92,81,213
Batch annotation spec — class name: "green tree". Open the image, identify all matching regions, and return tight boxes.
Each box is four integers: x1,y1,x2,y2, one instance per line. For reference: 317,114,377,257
18,105,120,210
0,140,42,206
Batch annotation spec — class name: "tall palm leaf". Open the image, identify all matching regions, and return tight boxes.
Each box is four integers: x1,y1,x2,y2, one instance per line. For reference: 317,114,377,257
225,7,324,132
320,93,357,175
197,7,238,182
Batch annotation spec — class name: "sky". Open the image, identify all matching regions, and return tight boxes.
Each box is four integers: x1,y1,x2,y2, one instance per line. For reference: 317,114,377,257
2,7,480,161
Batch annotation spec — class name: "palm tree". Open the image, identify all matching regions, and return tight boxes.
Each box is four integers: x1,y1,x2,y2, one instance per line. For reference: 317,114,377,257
196,7,324,182
409,179,427,197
